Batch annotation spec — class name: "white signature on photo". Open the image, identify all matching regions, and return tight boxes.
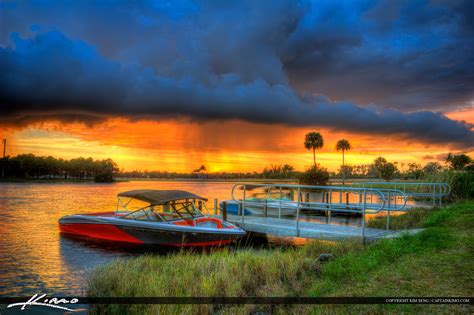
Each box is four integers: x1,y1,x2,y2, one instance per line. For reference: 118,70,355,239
7,294,78,312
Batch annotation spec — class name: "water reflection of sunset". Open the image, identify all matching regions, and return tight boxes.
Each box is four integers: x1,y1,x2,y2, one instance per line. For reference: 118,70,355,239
0,181,238,295
2,114,472,173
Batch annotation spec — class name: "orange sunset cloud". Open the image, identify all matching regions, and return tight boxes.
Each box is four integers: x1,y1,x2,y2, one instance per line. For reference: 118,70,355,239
2,114,471,173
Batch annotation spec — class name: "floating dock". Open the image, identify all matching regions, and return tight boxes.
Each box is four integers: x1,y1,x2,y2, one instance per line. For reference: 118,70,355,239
224,215,398,240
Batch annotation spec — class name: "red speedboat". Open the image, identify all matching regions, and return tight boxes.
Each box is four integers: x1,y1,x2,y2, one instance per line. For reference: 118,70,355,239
59,190,246,247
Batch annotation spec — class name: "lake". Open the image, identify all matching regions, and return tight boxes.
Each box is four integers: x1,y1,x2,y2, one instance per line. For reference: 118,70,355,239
0,181,242,296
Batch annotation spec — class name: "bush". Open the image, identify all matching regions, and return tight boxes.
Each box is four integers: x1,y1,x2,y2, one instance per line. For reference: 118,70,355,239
372,157,397,180
447,172,474,200
93,158,119,182
298,165,329,185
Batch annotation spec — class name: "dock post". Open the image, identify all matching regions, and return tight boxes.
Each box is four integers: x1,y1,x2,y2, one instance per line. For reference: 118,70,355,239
242,186,246,224
295,187,301,237
328,189,332,224
222,201,227,221
278,187,282,219
386,191,391,230
362,190,367,244
439,186,442,206
266,187,270,217
214,198,218,215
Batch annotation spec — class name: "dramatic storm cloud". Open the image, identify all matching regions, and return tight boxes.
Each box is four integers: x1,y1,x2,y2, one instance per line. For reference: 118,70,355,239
0,0,473,148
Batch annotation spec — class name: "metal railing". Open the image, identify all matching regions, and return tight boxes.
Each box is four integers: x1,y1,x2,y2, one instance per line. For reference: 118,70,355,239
352,182,451,206
229,183,408,240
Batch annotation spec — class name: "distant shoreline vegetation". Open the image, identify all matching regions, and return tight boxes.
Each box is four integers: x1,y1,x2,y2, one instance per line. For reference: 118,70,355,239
1,152,473,186
0,154,119,183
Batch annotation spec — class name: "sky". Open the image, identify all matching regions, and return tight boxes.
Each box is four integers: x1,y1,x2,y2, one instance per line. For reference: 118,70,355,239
0,0,473,172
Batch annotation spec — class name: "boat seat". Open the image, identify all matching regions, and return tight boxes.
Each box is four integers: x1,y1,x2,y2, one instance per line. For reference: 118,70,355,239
171,217,231,228
196,220,218,228
195,217,223,228
172,219,195,226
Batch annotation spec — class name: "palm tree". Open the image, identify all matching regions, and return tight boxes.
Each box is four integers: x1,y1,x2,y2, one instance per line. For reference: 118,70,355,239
304,132,324,166
336,139,352,184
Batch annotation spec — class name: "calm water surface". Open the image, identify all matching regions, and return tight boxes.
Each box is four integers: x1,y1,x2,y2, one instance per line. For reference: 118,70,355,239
0,181,239,296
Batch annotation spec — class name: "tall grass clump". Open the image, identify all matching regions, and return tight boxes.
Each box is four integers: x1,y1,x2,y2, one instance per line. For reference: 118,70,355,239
88,240,362,314
423,169,474,200
367,206,432,230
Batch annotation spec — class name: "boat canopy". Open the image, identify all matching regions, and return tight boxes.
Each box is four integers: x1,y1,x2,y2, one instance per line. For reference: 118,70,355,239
118,189,207,205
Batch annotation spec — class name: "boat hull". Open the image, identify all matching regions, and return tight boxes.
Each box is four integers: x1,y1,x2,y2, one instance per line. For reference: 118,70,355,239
59,213,245,247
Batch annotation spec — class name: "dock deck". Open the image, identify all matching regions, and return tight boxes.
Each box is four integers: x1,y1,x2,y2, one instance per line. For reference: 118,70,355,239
222,215,401,240
218,183,433,241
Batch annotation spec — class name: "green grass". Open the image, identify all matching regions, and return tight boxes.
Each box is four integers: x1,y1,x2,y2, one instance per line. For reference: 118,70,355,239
88,201,474,314
309,201,473,313
367,206,433,230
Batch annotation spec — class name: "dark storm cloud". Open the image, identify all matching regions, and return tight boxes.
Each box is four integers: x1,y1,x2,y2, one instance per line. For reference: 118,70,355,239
284,0,474,111
0,0,473,148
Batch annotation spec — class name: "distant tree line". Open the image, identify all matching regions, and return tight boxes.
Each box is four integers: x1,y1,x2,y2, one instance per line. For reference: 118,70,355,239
262,164,295,179
2,151,471,184
335,154,473,181
118,170,273,180
0,154,119,182
302,131,473,183
118,153,473,183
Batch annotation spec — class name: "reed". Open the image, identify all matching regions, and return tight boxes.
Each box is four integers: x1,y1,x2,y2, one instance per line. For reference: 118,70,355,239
422,170,474,201
88,239,361,314
367,206,432,230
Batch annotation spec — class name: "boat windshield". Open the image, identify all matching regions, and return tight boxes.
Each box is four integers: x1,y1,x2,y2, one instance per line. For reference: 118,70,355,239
121,201,204,222
169,201,203,220
122,205,163,221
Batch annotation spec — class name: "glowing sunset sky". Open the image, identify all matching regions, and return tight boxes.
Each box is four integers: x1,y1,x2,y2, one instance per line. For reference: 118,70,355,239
1,115,472,172
1,1,473,172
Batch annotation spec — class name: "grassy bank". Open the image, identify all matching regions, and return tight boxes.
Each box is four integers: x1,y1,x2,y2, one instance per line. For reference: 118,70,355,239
88,201,473,314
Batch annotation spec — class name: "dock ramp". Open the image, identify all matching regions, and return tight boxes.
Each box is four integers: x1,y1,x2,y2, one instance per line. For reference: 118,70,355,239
220,183,412,241
351,182,450,206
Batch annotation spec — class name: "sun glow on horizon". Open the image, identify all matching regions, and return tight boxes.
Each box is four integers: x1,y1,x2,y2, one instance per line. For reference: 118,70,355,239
1,112,472,173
